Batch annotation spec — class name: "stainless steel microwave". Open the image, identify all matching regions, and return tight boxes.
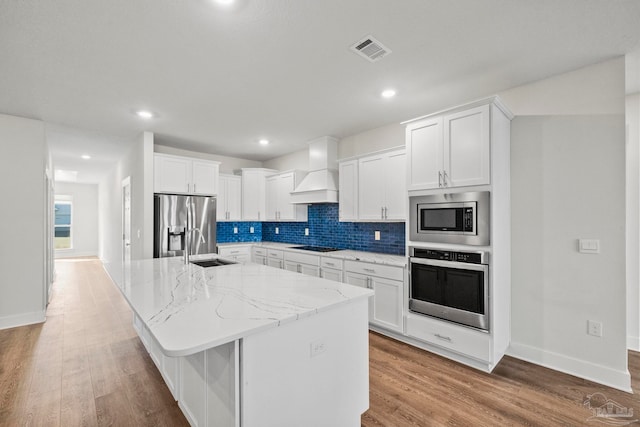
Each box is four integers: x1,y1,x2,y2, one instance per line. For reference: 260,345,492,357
409,191,490,246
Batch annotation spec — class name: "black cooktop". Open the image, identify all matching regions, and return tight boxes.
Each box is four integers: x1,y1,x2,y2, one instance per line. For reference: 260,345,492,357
290,245,340,253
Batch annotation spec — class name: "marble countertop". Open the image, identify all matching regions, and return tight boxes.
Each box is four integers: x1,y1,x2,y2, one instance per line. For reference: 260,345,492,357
104,257,373,357
218,241,407,267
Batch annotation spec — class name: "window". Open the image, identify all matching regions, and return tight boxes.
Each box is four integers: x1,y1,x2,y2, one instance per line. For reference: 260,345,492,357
54,197,72,250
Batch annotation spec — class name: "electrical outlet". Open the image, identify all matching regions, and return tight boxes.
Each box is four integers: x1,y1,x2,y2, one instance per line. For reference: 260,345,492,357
305,228,309,236
310,339,326,357
233,227,238,234
250,227,254,234
587,320,603,337
374,230,381,241
275,227,279,234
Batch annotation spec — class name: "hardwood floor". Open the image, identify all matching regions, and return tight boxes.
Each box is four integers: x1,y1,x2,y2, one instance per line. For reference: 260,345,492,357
1,257,638,426
0,258,188,427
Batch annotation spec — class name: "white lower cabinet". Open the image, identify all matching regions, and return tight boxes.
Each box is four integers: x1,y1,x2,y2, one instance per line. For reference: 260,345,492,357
406,313,491,362
252,247,267,265
179,342,238,427
267,249,284,269
344,260,404,333
283,251,320,277
218,245,251,263
320,257,343,283
134,314,180,401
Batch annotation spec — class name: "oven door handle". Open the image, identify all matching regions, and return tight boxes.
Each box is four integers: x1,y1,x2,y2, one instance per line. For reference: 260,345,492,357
410,257,488,272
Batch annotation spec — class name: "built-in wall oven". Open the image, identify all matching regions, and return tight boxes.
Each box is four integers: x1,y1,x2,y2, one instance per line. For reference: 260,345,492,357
409,246,489,331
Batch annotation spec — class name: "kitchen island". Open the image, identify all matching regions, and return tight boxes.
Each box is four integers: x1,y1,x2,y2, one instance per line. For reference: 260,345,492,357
104,256,373,427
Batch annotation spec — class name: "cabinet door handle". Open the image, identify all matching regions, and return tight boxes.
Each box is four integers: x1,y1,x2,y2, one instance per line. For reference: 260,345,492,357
297,264,301,273
381,207,384,219
442,171,448,187
438,171,442,187
384,206,388,219
435,333,452,342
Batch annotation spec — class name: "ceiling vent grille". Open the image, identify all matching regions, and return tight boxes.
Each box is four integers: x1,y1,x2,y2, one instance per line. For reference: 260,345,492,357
350,36,391,62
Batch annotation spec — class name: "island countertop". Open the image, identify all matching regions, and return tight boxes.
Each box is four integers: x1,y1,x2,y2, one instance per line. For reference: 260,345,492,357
104,257,373,357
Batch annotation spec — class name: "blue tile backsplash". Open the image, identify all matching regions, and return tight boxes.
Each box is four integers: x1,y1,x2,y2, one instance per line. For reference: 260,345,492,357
217,221,262,243
217,204,405,256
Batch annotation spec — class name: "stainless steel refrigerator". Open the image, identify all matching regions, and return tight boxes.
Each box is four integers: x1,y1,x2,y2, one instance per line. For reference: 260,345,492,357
154,194,217,258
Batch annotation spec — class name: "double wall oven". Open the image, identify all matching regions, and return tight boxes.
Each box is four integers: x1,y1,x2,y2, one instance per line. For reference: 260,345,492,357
408,191,490,331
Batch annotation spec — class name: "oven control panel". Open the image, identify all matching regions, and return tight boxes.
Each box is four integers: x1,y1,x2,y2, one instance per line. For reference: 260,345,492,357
410,247,486,264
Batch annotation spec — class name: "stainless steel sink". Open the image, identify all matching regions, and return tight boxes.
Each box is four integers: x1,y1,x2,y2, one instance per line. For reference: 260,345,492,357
190,258,237,268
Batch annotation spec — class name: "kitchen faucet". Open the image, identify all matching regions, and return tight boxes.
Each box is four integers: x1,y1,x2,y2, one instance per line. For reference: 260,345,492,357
184,228,205,264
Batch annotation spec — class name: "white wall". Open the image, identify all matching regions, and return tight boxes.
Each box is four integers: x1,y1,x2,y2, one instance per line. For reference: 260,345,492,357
0,113,47,329
499,57,630,391
338,123,405,160
627,92,640,351
154,144,261,174
54,182,99,258
263,148,308,172
99,132,154,264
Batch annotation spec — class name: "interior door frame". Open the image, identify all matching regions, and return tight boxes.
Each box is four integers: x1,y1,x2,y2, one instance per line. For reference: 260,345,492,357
122,176,131,264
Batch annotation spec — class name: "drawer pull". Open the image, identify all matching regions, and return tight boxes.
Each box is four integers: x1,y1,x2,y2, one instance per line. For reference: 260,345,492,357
434,333,452,342
364,268,375,273
325,262,335,267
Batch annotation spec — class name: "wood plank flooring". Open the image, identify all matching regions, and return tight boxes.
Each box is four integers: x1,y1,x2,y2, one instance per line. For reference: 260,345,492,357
1,257,638,426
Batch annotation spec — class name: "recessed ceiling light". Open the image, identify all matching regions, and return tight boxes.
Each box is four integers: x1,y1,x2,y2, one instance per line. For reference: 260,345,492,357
381,89,397,98
81,154,91,160
259,139,270,146
136,110,154,119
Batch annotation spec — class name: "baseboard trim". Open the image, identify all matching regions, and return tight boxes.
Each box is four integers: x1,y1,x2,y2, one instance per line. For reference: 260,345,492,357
0,310,46,330
507,341,632,393
627,335,640,351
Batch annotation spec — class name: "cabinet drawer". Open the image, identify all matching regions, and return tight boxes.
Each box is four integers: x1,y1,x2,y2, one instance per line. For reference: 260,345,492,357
320,257,343,270
284,251,319,266
219,245,251,256
267,249,284,259
344,260,403,281
253,247,267,256
406,313,490,362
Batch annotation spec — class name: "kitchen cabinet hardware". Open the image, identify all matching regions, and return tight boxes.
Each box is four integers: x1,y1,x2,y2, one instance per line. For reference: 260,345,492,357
435,333,452,342
364,268,376,273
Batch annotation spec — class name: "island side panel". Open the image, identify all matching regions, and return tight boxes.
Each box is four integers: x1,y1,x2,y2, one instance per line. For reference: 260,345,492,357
240,298,370,427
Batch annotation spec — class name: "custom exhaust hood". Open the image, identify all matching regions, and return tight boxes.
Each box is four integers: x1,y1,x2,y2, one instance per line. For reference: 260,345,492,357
290,136,339,204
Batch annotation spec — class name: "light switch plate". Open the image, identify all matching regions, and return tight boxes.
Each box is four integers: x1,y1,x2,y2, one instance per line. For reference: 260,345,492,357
578,239,600,254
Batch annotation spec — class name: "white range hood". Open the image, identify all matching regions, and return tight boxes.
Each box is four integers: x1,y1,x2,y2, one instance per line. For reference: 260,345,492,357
290,136,339,204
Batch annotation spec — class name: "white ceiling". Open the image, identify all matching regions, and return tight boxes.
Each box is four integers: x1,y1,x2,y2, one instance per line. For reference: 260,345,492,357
2,0,640,183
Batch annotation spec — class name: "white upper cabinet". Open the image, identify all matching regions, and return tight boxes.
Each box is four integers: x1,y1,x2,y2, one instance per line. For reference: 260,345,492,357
191,160,219,195
338,160,358,221
265,170,308,222
241,168,278,221
406,103,491,190
154,154,220,196
217,174,242,221
357,148,406,221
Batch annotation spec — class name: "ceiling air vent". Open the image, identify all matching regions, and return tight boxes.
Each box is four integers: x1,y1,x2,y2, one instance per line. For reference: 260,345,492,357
350,36,391,62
